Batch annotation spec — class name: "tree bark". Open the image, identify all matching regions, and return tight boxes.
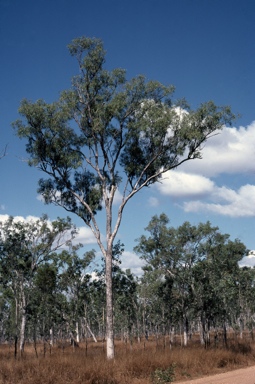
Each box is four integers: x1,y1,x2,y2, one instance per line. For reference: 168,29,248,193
105,250,114,359
170,325,175,349
50,327,54,346
183,316,188,347
84,319,98,342
19,288,26,354
223,321,228,348
75,321,80,343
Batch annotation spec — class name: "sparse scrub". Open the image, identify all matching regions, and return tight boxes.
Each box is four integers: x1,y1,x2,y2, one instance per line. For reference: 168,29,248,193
0,337,254,383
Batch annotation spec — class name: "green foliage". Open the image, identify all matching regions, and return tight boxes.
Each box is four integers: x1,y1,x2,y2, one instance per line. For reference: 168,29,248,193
34,263,57,295
151,365,175,384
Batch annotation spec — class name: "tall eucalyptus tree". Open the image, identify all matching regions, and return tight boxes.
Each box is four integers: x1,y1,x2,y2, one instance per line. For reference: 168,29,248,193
14,36,234,358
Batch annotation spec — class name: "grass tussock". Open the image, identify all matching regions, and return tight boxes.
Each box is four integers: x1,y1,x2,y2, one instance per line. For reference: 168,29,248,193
0,337,254,383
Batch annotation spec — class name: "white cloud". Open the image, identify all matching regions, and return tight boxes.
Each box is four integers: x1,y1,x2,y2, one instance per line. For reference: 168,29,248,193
74,226,99,245
157,171,215,198
183,184,255,218
180,121,255,177
0,214,10,222
120,251,145,276
239,252,255,268
153,120,255,218
154,167,255,218
0,214,43,223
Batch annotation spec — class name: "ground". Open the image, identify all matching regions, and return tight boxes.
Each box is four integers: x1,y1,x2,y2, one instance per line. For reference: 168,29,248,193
176,365,255,384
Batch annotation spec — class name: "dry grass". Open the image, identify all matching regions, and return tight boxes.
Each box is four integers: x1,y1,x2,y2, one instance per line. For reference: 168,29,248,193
0,336,255,383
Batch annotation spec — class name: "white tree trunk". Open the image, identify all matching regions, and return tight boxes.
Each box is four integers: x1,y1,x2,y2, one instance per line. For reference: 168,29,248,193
105,250,114,359
170,326,175,349
239,317,244,339
198,318,205,346
86,322,98,343
183,316,188,347
183,329,188,347
19,289,26,353
76,321,80,343
50,327,54,346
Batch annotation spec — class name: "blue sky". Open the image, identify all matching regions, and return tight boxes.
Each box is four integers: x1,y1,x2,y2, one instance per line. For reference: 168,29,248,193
0,0,255,274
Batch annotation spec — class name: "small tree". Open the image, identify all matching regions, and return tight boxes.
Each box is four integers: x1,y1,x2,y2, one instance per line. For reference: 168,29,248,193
13,36,234,359
58,248,95,343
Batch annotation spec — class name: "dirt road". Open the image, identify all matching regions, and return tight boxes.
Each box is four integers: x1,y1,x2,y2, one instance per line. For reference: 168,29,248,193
176,365,255,384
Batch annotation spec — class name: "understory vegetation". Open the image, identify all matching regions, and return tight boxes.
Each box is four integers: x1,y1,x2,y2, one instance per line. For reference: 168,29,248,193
0,335,255,383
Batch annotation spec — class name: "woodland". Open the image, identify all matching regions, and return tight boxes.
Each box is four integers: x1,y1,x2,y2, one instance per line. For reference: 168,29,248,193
0,212,254,353
1,36,255,382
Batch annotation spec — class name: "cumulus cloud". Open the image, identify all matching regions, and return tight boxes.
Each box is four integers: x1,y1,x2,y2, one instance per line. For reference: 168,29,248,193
154,168,255,218
0,214,10,222
74,226,99,245
157,171,215,198
0,214,43,223
120,251,145,276
153,121,255,218
239,251,255,268
183,184,255,218
180,121,255,177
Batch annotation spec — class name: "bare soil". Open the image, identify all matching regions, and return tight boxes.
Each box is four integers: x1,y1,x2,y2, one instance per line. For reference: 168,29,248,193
176,365,255,384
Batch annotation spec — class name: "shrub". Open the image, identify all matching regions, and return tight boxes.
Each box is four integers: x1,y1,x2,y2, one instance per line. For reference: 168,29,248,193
151,364,175,384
